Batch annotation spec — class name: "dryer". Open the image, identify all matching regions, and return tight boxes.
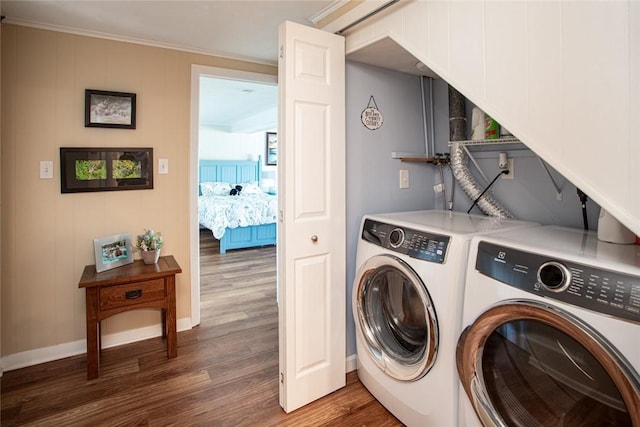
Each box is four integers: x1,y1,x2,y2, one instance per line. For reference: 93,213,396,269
457,225,640,426
352,210,537,426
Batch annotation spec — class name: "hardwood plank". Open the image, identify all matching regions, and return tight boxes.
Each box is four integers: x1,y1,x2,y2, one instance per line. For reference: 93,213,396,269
0,230,401,426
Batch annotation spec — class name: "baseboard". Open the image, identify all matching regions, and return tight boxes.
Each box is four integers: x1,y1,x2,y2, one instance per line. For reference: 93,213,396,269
346,353,357,373
1,317,192,373
2,323,358,375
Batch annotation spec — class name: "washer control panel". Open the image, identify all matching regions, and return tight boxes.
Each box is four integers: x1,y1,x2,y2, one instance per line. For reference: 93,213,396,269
362,219,450,263
476,241,640,323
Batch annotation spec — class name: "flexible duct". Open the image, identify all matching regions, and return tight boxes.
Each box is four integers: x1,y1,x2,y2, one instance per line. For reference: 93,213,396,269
448,86,514,219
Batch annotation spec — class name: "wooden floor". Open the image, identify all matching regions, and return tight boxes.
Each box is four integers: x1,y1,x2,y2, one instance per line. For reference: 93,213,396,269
1,230,402,426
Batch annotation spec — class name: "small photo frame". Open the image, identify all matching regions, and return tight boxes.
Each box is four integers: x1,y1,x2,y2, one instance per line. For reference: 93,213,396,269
85,89,136,129
266,132,277,166
60,147,153,193
93,232,134,273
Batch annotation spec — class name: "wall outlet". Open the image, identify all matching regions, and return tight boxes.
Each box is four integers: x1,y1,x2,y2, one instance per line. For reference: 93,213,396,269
501,159,514,180
399,169,409,189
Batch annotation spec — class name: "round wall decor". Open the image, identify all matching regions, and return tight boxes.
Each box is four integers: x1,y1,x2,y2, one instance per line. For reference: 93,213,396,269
361,96,383,130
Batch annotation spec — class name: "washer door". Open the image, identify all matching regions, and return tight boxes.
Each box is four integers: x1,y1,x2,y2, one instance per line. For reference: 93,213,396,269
354,254,438,381
456,300,640,426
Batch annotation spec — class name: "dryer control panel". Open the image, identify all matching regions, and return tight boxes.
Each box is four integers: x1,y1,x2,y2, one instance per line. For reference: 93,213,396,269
476,241,640,324
362,219,450,263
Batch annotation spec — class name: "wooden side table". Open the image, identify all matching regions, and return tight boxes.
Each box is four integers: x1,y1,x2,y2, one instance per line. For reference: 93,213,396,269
78,255,182,379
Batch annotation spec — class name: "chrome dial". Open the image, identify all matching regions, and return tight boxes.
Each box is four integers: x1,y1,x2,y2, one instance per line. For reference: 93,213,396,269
537,261,571,292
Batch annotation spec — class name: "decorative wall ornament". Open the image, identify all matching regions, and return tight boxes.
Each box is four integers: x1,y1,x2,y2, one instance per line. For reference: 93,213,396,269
361,95,383,130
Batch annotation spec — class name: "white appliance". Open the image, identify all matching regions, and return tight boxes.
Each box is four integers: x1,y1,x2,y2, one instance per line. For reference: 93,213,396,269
457,225,640,426
352,210,537,426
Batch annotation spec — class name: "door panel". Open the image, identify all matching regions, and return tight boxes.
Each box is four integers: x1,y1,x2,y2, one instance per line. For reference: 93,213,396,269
294,255,329,371
294,102,327,218
278,20,346,413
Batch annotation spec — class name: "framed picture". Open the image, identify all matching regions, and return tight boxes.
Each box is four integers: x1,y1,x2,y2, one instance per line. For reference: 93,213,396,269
266,132,277,166
93,232,134,273
85,89,136,129
60,147,153,193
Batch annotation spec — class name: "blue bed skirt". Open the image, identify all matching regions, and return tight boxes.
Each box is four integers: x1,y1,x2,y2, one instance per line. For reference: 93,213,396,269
219,223,277,254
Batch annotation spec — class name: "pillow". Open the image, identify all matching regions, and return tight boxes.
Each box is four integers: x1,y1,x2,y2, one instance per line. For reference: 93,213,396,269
200,182,231,196
238,182,262,194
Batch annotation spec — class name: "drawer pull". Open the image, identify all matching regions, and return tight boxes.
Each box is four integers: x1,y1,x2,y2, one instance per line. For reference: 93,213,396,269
125,289,143,299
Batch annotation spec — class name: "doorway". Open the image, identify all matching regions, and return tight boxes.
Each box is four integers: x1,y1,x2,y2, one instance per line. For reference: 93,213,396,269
189,65,278,326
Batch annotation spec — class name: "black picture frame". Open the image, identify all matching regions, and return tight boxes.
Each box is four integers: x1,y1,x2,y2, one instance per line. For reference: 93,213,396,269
60,147,153,193
85,89,136,129
266,132,277,166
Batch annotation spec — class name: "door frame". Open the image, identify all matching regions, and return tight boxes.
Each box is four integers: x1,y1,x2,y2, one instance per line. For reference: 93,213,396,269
189,65,277,326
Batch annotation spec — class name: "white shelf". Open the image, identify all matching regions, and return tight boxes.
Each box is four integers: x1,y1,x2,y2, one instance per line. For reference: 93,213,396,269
447,136,521,146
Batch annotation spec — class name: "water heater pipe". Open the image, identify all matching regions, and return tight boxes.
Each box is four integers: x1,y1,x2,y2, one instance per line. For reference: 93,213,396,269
420,76,430,157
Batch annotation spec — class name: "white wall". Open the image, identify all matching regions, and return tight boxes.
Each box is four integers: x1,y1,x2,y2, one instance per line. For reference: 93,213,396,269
198,126,277,178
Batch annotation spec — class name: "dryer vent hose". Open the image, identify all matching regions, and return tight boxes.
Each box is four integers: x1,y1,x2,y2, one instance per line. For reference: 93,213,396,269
448,86,514,220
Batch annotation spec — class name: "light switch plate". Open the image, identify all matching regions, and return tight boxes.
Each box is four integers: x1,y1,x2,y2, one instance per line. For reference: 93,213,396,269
40,161,54,179
159,158,169,175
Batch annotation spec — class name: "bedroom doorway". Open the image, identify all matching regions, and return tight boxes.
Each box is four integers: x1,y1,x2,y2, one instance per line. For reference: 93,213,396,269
189,65,278,327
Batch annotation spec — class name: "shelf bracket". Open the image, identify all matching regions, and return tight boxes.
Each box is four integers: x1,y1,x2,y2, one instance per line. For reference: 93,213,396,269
537,156,563,200
462,145,490,185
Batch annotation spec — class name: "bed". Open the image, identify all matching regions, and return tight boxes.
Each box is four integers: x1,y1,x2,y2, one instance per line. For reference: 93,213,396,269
198,158,277,254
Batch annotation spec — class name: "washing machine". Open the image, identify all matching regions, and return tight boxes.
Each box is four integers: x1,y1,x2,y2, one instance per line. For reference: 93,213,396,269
352,210,537,426
457,225,640,426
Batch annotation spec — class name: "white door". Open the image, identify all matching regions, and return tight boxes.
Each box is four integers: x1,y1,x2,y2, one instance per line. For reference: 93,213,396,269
277,21,346,412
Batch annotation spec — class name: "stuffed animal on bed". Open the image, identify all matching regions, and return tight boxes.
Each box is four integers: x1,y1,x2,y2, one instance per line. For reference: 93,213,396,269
229,185,243,196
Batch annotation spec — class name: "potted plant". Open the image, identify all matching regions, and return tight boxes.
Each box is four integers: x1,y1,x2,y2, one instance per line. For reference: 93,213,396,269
136,228,164,264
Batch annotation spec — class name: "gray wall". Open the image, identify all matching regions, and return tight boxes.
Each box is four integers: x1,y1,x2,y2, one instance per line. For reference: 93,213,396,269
431,79,600,230
345,65,603,359
345,62,435,356
431,79,601,228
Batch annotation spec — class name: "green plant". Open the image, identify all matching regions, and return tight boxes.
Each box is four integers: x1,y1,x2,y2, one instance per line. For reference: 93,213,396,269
136,229,163,252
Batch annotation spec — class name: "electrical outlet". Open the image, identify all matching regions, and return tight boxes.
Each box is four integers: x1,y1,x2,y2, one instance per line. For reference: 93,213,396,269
399,169,409,189
501,159,514,180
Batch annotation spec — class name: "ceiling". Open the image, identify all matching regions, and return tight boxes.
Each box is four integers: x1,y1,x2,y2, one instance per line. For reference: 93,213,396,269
0,1,334,64
199,76,278,133
0,1,435,133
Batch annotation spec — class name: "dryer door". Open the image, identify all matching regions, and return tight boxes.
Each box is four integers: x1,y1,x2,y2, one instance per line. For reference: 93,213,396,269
354,254,438,381
456,300,640,427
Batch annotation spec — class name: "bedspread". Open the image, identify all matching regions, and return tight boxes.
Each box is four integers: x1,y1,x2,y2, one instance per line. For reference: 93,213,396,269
198,193,278,239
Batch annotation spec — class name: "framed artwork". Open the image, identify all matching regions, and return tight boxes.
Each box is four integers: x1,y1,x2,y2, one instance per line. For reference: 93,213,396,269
266,132,277,166
93,232,134,272
85,89,136,129
60,147,153,193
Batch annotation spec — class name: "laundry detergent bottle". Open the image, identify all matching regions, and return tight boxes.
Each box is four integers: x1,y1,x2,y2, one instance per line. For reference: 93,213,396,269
484,115,500,139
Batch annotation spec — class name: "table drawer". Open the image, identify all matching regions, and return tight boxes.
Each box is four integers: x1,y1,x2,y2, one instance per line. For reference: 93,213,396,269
99,279,166,310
